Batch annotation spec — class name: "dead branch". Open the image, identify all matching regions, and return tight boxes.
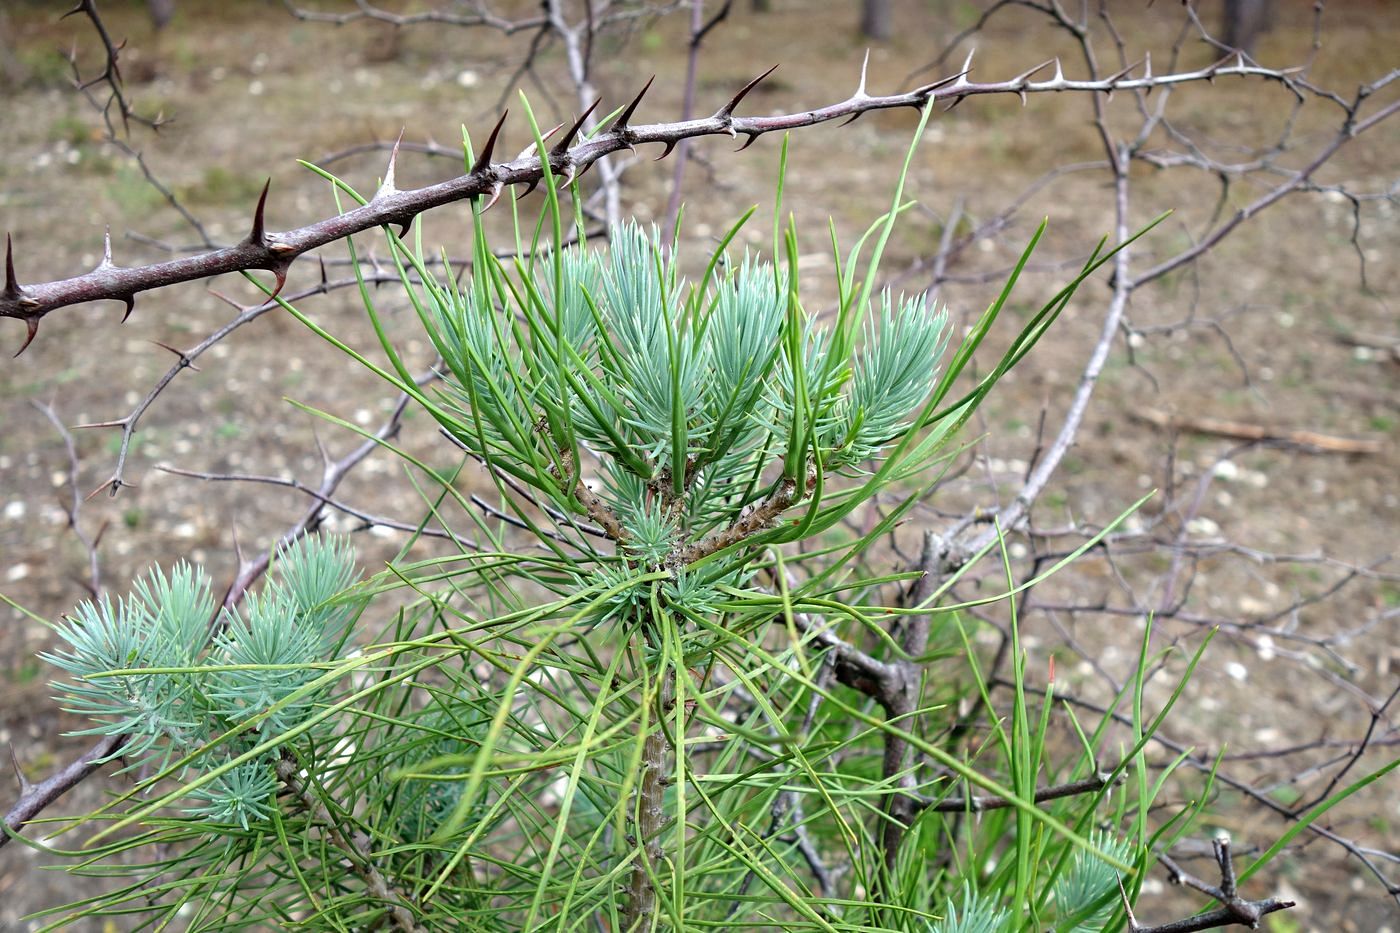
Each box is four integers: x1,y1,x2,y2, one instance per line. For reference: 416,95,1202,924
1131,407,1385,455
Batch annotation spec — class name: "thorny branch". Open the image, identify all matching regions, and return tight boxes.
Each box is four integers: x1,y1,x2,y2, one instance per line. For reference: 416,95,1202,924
2,53,1330,353
1122,837,1295,933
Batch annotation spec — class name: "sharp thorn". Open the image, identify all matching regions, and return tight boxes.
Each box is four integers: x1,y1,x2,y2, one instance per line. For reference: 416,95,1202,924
269,260,290,299
150,339,198,370
98,227,114,270
3,233,19,299
716,64,778,119
1014,58,1056,85
72,417,130,430
470,109,508,175
515,123,563,161
375,129,404,200
654,138,680,162
856,49,871,97
838,111,863,127
396,220,412,239
553,97,601,156
610,75,655,131
520,177,542,198
959,48,976,82
8,744,33,794
917,69,970,96
1054,58,1065,82
318,255,328,288
207,288,248,312
248,179,272,247
86,477,123,501
14,317,38,358
480,182,505,212
119,294,134,322
1106,57,1142,85
734,131,761,152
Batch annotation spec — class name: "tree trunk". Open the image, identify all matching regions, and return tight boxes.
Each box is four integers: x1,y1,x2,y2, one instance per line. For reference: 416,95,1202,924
148,0,176,30
1222,0,1273,55
859,0,892,42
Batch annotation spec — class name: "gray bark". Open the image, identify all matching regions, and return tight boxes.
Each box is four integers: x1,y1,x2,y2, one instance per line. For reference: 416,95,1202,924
1222,0,1273,55
859,0,892,41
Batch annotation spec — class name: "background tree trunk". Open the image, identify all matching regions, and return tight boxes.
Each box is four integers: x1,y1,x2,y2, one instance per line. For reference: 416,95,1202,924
1222,0,1273,55
859,0,892,41
148,0,176,30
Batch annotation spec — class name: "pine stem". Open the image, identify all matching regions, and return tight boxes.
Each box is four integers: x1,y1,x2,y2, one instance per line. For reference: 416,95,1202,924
276,751,427,933
623,644,675,931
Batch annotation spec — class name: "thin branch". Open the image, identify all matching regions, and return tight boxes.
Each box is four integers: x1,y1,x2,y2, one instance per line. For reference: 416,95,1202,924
2,57,1322,351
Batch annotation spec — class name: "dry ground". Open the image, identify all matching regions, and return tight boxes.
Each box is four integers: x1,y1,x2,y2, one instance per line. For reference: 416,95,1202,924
1,0,1397,929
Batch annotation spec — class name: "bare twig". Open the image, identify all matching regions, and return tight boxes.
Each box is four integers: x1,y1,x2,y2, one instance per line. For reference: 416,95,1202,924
1122,837,1296,933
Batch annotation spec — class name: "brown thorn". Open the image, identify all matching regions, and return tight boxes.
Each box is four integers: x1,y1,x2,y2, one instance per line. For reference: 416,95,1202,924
480,182,505,212
118,294,135,323
610,76,655,132
317,255,328,289
14,317,39,358
86,476,131,501
734,132,762,152
653,138,680,162
520,177,542,198
8,743,33,794
150,339,199,371
839,111,864,127
268,259,291,299
247,179,272,247
207,288,249,313
3,233,19,299
716,64,778,119
72,417,131,430
552,97,601,156
91,517,110,550
470,109,508,176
